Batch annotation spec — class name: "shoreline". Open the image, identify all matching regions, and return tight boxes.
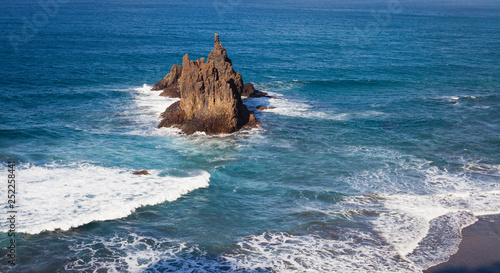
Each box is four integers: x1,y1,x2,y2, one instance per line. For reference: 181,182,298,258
424,214,500,273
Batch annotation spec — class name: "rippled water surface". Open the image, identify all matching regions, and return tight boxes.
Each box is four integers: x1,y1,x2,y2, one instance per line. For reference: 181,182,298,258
1,0,499,272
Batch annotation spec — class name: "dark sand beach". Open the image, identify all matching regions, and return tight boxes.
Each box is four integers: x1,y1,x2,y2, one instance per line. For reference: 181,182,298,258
425,214,500,273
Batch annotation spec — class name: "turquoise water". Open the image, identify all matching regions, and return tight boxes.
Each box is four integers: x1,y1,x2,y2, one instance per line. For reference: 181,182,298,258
1,0,500,272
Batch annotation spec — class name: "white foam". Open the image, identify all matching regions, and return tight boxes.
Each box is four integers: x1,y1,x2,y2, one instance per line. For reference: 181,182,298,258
218,187,500,272
134,84,178,114
438,95,477,101
373,190,500,268
463,163,500,176
430,95,479,105
264,98,337,119
65,233,192,273
65,233,167,273
343,146,500,195
292,190,500,272
0,163,210,234
374,191,500,252
424,164,500,193
342,147,433,194
125,84,181,136
224,231,419,273
406,211,477,269
336,147,500,269
257,81,303,91
244,94,384,121
58,189,500,272
65,233,239,273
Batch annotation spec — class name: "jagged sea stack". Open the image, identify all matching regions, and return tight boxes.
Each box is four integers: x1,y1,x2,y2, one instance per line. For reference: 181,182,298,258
153,34,260,135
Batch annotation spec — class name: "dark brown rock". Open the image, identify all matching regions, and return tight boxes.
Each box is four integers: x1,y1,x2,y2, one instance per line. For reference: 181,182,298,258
242,83,270,98
249,90,271,98
256,105,276,111
242,83,256,97
159,87,180,98
133,170,150,175
158,101,185,126
157,34,260,135
151,64,182,98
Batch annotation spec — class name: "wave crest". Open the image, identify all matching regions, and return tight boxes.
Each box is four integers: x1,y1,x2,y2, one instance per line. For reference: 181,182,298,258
0,163,210,234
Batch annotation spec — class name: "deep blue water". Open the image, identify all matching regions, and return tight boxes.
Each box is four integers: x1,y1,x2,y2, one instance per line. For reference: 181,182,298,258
1,0,500,272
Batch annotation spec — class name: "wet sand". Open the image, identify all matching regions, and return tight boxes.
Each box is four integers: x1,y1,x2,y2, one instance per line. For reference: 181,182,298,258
424,214,500,273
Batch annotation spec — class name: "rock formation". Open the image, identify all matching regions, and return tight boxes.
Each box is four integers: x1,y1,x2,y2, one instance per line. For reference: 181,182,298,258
151,64,182,98
242,83,271,98
153,34,261,135
257,105,276,111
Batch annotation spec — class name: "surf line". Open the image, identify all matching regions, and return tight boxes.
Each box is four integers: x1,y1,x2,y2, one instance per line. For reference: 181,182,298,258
5,161,17,266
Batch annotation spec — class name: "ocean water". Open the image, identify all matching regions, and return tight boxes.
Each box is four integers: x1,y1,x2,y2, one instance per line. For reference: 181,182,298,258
1,0,499,272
